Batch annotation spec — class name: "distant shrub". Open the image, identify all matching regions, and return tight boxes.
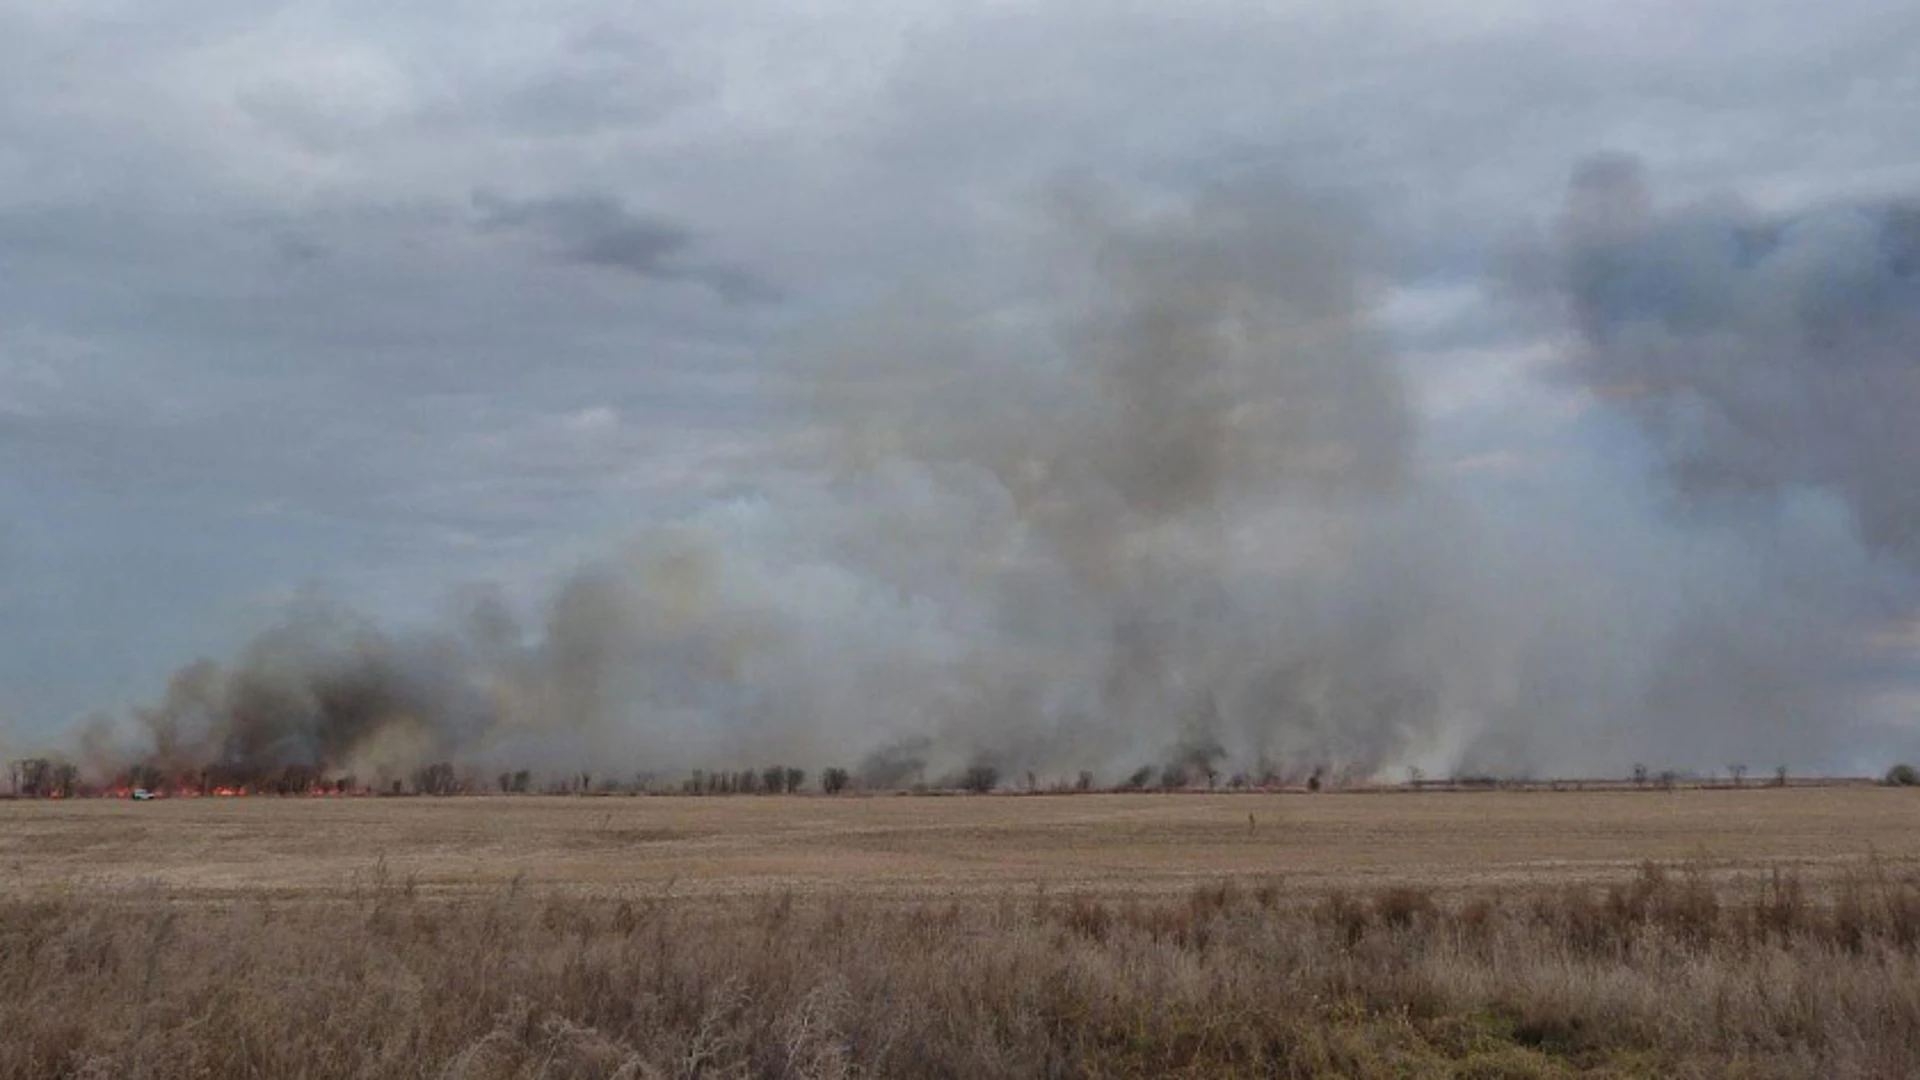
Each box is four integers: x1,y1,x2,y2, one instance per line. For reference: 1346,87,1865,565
820,767,850,794
1886,763,1920,787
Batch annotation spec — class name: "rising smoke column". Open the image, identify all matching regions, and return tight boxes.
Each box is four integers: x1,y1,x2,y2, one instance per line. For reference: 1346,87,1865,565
106,593,502,787
792,165,1920,777
81,177,1485,786
792,179,1500,780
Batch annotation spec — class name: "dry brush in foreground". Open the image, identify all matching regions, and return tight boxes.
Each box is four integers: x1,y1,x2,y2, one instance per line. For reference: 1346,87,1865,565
7,862,1920,1078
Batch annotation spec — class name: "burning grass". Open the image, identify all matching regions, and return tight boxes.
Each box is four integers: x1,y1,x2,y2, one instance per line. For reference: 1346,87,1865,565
6,862,1920,1077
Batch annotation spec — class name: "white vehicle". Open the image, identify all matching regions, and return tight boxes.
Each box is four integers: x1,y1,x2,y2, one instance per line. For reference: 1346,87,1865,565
131,788,156,800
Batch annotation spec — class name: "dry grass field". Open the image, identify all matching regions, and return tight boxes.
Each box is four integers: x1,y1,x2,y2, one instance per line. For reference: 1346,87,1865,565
9,787,1920,1078
4,785,1916,901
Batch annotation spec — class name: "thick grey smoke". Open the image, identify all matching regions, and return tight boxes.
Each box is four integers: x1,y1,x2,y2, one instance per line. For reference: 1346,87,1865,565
787,182,1435,778
55,166,1920,789
1511,154,1920,770
1551,153,1920,564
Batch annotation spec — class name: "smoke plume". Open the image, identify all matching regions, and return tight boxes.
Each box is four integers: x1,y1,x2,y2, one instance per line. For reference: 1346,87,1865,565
1551,153,1920,565
33,162,1920,790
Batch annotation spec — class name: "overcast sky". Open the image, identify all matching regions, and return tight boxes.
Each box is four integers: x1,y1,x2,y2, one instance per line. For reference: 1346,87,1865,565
3,0,1917,740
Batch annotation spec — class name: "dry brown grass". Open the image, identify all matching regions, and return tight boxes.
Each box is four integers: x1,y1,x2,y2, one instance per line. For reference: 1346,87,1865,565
3,786,1915,901
8,862,1920,1077
7,788,1920,1076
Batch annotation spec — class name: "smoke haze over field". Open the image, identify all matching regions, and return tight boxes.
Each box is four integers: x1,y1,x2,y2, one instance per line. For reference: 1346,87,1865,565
41,166,1920,788
3,1,1919,786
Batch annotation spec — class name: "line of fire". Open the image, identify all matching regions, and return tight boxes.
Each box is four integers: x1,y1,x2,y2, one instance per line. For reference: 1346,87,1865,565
3,757,369,798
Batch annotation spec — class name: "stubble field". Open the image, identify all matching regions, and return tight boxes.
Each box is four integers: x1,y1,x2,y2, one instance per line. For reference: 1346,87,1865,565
9,786,1920,1078
2,785,1915,900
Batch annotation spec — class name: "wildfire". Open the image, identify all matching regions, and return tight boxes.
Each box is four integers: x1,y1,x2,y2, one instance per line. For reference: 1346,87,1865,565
83,783,370,799
8,757,379,799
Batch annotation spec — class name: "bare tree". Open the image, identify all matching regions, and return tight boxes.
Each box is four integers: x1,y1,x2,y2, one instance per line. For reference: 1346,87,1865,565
412,762,458,796
17,758,75,798
961,764,999,794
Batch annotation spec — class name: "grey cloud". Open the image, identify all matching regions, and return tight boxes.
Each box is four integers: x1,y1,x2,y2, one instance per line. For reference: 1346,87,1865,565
485,26,702,138
272,232,329,264
473,191,779,303
475,191,693,270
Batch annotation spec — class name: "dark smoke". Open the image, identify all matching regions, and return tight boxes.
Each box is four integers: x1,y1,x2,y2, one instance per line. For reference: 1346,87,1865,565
95,595,496,789
856,737,931,790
